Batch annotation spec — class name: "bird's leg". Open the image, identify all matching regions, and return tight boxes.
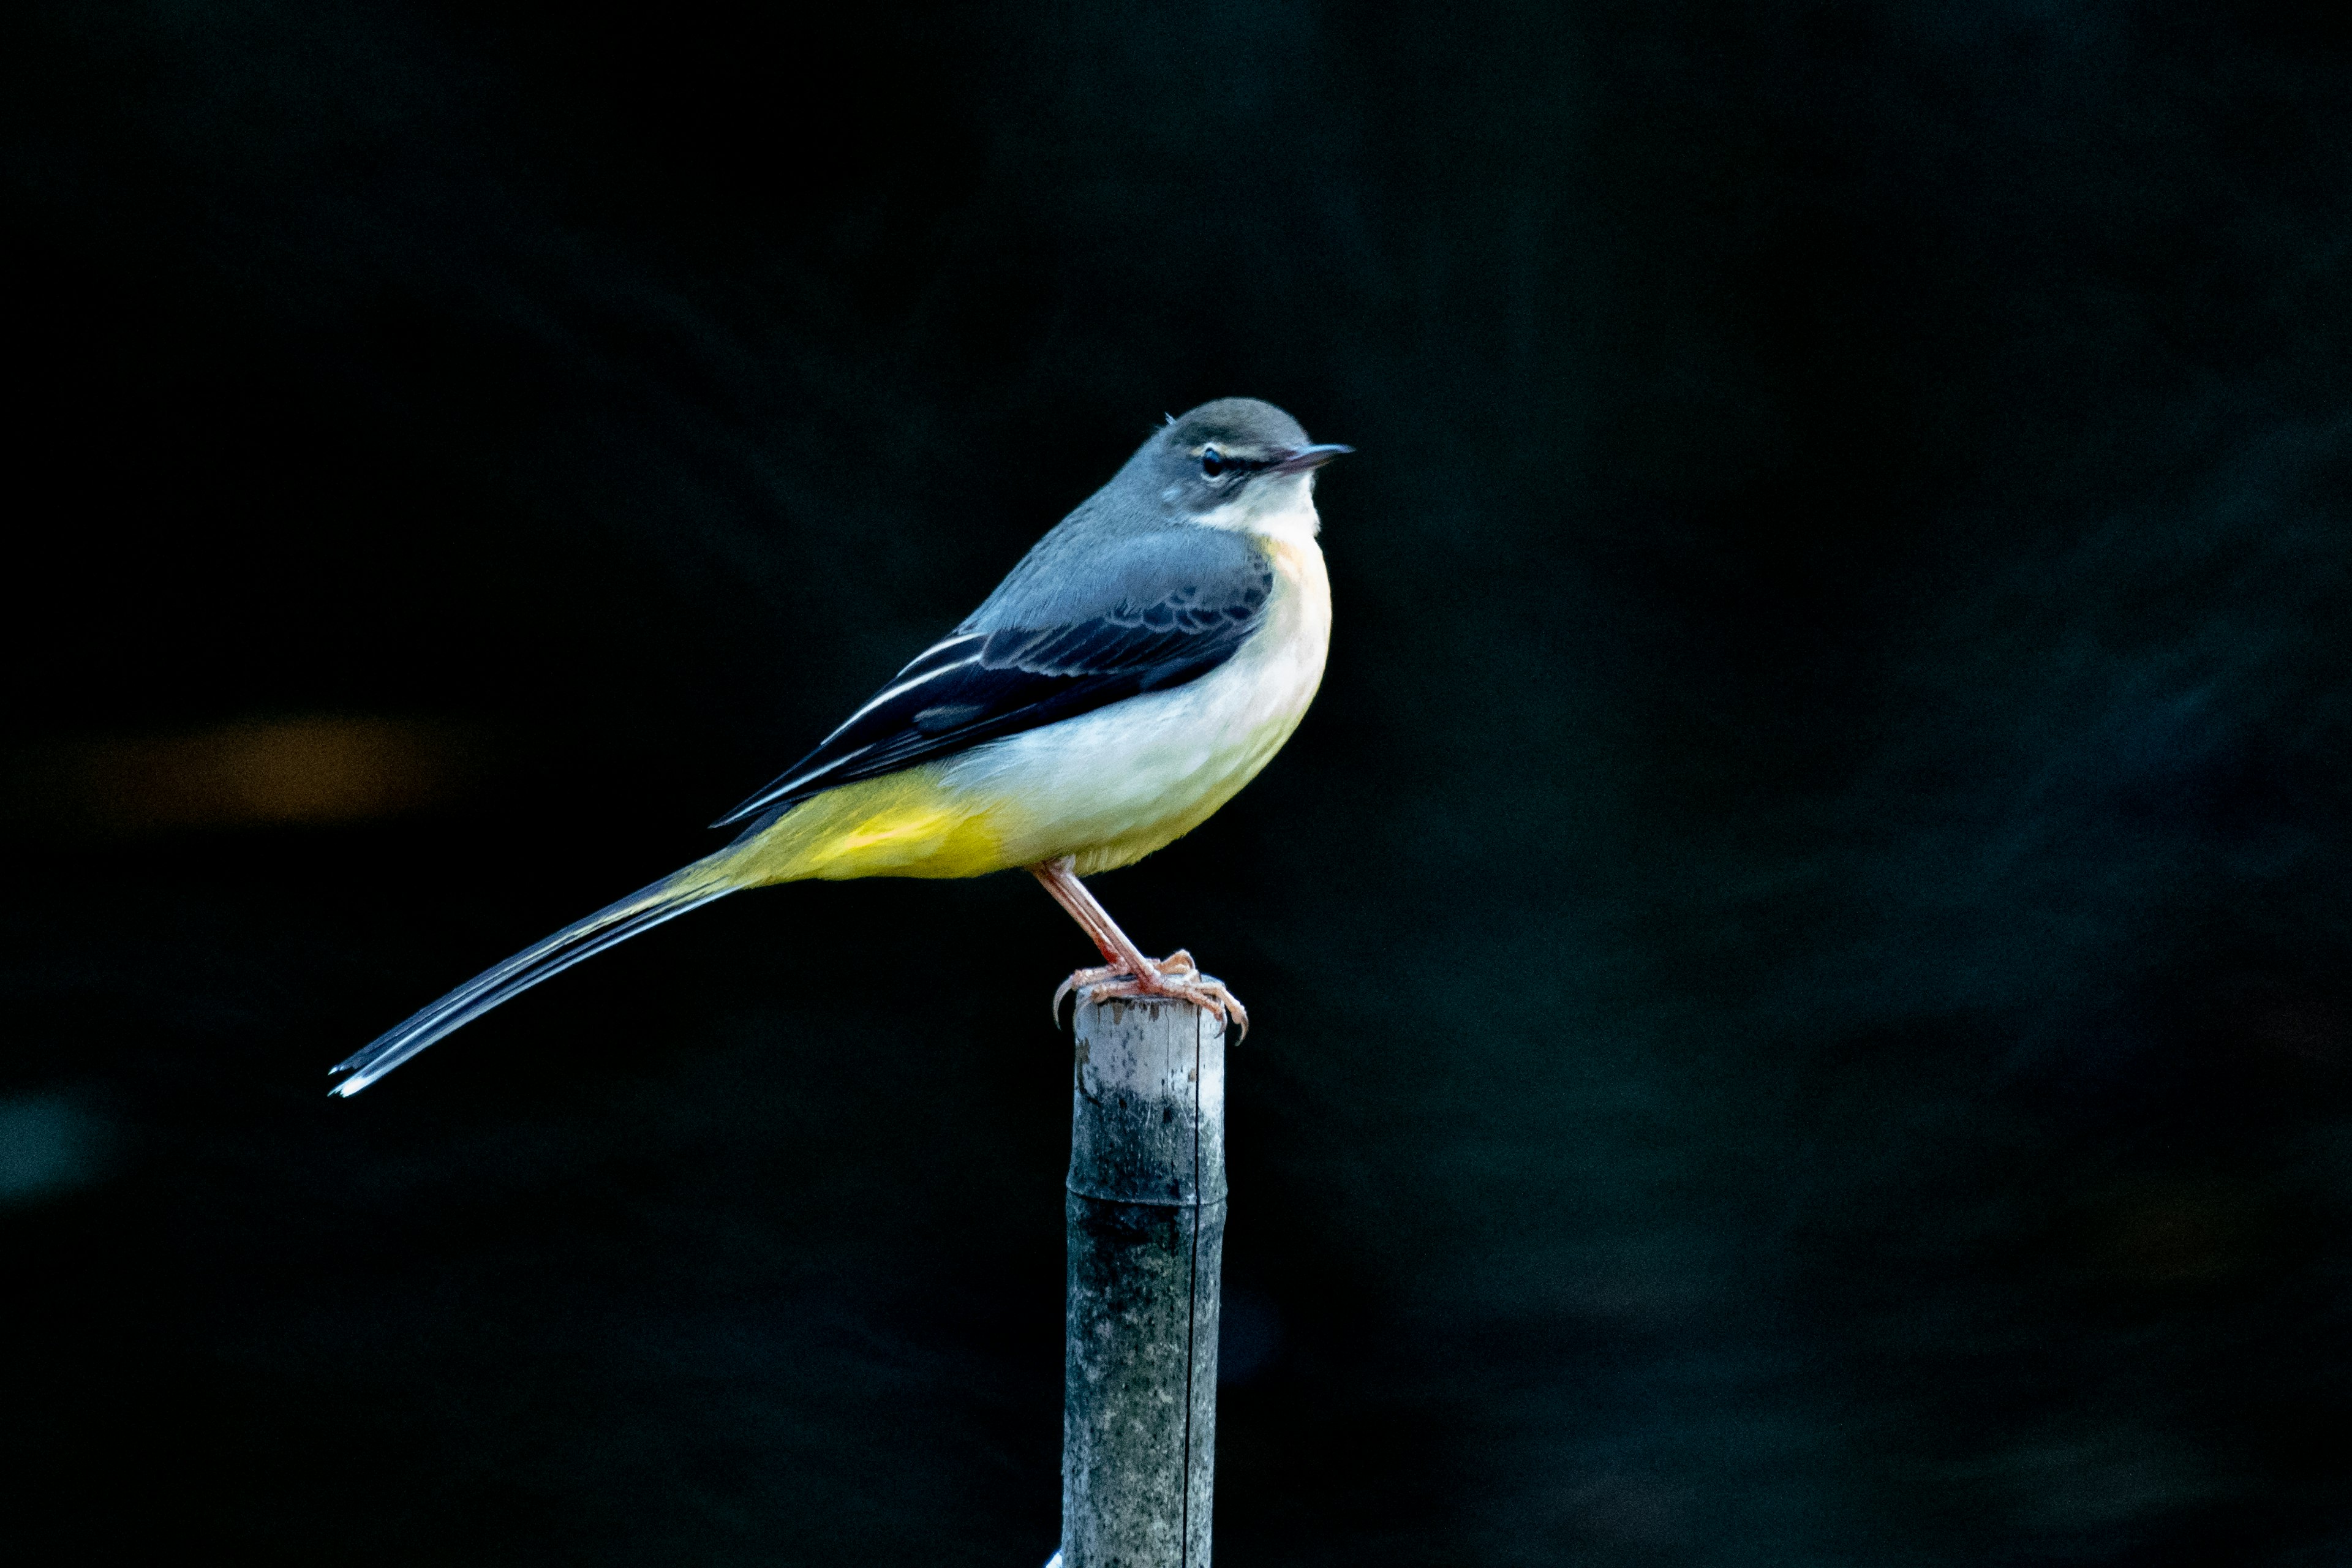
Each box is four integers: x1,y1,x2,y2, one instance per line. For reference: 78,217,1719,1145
1027,856,1134,968
1027,858,1248,1038
1028,858,1173,1006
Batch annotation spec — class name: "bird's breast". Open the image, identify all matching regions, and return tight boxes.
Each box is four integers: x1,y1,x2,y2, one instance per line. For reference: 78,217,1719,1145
941,532,1331,873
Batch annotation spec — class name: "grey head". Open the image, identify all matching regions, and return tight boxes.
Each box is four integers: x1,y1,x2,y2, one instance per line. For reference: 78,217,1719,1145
1112,398,1352,524
959,397,1347,628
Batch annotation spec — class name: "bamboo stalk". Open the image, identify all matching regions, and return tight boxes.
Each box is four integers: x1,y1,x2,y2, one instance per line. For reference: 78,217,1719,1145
1056,992,1227,1568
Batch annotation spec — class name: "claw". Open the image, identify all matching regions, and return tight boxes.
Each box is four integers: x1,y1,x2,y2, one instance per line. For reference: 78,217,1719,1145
1055,960,1136,1027
1030,861,1245,1041
1050,953,1248,1041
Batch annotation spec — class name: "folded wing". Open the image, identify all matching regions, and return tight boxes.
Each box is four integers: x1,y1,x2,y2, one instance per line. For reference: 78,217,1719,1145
714,527,1275,831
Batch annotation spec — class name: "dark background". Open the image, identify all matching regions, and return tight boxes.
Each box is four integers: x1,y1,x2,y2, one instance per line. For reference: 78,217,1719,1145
6,1,2351,1562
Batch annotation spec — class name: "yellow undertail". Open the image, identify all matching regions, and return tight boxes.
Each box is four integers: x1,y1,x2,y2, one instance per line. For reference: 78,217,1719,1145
716,764,1014,885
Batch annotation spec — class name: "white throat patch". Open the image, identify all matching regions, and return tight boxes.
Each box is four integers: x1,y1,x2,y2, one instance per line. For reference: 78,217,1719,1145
1191,473,1322,546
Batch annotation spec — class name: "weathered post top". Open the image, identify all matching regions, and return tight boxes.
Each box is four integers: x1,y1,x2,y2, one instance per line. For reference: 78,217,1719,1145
1069,995,1227,1206
1060,993,1227,1568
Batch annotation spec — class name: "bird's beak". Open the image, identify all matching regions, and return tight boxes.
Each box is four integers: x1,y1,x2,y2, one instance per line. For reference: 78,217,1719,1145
1270,442,1353,474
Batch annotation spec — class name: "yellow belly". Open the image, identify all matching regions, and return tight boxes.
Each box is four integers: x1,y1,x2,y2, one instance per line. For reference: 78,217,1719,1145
722,531,1331,886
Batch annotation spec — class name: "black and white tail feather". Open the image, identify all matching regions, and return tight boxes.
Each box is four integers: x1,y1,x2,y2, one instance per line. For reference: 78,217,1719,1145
329,862,737,1096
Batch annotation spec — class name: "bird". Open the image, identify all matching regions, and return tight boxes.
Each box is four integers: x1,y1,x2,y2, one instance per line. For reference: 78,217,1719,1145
330,398,1347,1096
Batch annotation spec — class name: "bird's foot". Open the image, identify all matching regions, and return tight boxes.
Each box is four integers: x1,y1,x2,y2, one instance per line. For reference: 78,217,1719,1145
1052,950,1249,1041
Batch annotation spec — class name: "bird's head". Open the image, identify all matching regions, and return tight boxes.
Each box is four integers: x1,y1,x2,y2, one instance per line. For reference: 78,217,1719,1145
1136,398,1351,541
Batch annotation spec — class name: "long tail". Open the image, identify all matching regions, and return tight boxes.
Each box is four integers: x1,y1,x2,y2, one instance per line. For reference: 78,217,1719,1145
330,856,744,1097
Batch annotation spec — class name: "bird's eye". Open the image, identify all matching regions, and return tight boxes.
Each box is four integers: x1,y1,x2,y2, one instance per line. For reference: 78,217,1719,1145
1200,447,1228,480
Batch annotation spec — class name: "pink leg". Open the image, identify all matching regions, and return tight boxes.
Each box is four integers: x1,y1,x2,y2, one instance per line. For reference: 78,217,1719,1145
1027,858,1248,1038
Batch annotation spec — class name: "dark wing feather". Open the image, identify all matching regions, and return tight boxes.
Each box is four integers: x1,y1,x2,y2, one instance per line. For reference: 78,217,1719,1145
712,532,1273,831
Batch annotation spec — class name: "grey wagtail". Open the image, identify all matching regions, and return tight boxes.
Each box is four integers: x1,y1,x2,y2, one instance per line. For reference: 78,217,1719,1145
331,398,1347,1095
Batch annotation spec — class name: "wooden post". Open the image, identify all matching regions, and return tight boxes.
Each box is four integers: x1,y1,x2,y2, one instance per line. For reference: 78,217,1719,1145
1055,993,1226,1568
